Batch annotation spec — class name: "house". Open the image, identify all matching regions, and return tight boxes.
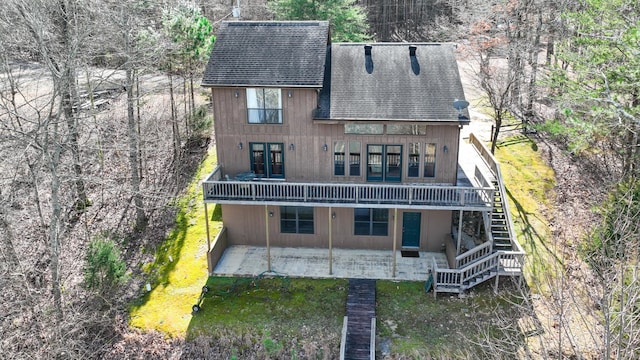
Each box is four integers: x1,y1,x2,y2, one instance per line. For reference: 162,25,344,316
200,21,524,294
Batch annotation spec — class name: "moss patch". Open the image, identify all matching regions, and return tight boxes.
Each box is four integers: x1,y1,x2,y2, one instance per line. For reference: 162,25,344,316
129,149,219,337
187,277,347,340
495,135,558,291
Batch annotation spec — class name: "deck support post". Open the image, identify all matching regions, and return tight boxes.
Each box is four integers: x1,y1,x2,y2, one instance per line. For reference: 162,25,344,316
494,273,500,294
265,205,271,272
329,207,333,275
204,203,211,252
456,210,463,255
392,208,398,277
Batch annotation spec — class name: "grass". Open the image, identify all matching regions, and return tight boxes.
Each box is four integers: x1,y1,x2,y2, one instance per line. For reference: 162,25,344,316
376,281,523,358
128,149,220,337
494,135,558,292
187,277,347,340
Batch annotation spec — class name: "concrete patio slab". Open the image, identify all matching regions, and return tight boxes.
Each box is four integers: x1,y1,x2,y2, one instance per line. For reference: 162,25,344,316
212,245,449,281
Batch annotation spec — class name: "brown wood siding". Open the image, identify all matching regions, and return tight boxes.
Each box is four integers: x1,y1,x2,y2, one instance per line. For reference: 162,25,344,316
221,204,452,251
211,87,460,184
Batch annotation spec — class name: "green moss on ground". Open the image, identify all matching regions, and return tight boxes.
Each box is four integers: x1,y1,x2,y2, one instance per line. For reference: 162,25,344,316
495,135,558,291
129,150,219,337
187,277,347,340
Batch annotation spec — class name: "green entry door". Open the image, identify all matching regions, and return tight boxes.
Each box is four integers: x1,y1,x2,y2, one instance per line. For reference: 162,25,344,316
402,212,421,248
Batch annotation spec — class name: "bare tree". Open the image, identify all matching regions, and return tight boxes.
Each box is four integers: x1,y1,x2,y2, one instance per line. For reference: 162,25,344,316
476,49,516,154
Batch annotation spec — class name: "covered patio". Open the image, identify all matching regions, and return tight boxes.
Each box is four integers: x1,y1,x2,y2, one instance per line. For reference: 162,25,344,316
211,245,449,281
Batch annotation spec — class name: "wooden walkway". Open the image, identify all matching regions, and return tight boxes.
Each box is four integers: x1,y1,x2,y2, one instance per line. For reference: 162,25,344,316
343,279,376,360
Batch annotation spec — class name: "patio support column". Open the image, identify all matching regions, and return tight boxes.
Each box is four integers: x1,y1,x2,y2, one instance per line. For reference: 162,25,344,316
265,205,271,272
392,208,398,277
328,207,333,275
456,210,463,255
204,203,211,251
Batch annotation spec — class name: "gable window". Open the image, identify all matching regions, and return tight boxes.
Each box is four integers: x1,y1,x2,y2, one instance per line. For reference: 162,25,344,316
424,143,436,178
281,206,314,234
250,142,284,178
354,208,388,236
247,88,282,124
408,143,420,178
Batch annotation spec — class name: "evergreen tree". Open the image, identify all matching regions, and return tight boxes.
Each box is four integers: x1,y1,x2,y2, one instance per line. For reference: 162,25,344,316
270,0,370,42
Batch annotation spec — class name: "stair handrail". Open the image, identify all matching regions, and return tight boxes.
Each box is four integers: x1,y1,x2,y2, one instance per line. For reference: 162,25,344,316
455,240,492,268
468,133,524,254
370,317,376,360
339,316,348,360
433,248,524,289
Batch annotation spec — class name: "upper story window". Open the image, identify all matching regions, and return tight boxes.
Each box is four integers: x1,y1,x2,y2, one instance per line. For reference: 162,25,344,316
334,141,361,177
408,143,420,178
424,143,436,177
247,88,282,124
367,144,402,182
250,142,284,178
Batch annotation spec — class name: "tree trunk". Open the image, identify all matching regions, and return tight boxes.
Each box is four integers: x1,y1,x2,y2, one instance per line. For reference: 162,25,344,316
169,71,181,162
491,116,501,154
136,71,144,182
183,77,189,138
45,129,64,323
525,10,543,124
58,0,89,210
190,74,195,131
124,18,147,229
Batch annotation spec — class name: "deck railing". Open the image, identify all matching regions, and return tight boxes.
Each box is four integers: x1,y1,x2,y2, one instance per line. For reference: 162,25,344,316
433,251,524,291
469,133,524,254
203,165,494,209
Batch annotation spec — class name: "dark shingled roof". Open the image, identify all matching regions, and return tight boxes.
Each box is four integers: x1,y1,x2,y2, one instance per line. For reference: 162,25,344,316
323,43,469,122
201,21,329,87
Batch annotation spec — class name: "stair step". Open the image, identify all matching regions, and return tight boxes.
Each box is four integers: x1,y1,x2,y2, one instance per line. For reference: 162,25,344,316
494,243,511,247
435,285,461,293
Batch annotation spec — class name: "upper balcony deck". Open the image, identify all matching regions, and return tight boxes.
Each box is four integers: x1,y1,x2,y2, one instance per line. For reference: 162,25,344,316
202,135,497,211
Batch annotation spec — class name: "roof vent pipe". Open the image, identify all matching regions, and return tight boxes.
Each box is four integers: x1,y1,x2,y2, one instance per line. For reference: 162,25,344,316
364,45,372,56
409,45,417,57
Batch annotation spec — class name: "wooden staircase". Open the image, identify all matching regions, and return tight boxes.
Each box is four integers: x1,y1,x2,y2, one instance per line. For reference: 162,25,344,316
430,134,525,295
490,181,514,252
342,279,376,360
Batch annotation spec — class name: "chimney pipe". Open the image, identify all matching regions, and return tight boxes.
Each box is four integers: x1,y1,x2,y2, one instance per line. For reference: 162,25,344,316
364,45,372,56
409,45,417,57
